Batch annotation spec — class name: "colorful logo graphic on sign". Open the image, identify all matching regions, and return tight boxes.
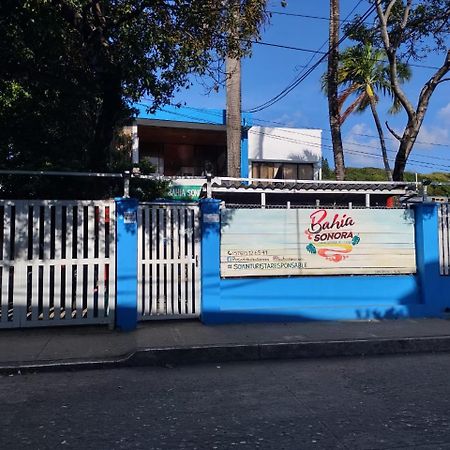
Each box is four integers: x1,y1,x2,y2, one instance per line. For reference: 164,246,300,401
305,209,360,262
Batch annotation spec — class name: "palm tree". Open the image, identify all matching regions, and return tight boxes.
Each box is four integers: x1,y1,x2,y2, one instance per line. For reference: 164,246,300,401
323,43,411,181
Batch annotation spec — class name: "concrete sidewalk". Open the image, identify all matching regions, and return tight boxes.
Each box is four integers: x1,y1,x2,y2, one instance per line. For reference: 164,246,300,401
2,318,450,373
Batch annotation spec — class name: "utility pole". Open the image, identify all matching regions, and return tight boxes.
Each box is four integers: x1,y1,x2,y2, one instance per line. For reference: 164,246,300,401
226,56,242,178
226,0,242,178
327,0,345,181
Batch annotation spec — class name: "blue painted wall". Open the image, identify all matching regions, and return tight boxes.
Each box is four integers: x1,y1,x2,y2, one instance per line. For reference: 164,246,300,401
115,198,139,331
200,200,450,325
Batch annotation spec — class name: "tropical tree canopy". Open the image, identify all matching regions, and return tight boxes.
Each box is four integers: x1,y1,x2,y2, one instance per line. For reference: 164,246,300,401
0,0,268,175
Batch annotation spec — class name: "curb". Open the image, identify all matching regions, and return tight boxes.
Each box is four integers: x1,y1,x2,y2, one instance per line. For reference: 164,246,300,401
2,336,450,374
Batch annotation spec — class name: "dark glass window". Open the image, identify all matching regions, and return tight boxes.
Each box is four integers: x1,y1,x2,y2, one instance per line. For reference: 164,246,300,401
251,162,314,180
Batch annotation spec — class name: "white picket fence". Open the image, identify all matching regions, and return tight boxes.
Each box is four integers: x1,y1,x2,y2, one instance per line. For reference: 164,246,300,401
137,203,201,319
0,200,116,328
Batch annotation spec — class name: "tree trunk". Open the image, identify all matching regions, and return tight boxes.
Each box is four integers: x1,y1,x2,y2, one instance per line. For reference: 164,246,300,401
392,125,417,181
327,0,345,180
226,56,242,178
368,97,392,181
89,73,123,171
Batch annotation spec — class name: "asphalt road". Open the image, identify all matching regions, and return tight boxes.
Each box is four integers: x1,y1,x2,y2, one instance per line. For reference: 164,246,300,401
1,354,450,449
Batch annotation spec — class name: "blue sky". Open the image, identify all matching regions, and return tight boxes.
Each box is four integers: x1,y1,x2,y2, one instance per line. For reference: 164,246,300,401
168,0,450,174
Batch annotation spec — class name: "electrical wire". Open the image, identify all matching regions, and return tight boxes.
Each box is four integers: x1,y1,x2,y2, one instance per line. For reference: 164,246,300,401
245,1,376,114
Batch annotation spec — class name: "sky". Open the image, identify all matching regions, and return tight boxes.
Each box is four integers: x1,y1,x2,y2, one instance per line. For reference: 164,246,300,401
168,0,450,174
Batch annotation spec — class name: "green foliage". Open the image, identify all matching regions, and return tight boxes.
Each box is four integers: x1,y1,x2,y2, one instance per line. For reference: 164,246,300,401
321,158,335,180
0,0,268,197
344,0,450,60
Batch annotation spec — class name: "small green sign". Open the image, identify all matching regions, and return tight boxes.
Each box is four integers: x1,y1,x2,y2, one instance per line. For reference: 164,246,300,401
169,184,202,201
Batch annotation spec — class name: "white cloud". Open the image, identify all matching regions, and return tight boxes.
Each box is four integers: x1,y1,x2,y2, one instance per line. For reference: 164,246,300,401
438,102,450,124
415,125,449,150
342,123,393,168
271,111,304,128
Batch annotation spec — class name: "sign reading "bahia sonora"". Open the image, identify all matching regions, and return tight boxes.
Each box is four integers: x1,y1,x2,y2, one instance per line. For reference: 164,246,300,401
220,208,416,277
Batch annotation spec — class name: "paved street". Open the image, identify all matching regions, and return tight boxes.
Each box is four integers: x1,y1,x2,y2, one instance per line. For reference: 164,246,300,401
1,354,450,449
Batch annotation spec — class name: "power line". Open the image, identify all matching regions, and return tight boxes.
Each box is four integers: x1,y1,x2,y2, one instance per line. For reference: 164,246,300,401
249,40,441,70
156,107,450,171
267,10,369,24
245,2,377,114
251,116,450,151
158,105,450,155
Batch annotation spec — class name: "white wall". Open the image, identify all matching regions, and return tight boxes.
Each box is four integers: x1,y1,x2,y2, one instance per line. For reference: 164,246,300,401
248,126,322,163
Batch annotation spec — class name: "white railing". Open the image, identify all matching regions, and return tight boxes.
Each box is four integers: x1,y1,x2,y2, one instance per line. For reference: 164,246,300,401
0,200,116,328
137,203,201,319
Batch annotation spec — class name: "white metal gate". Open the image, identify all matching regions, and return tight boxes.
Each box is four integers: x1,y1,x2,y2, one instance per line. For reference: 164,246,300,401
0,200,116,328
137,203,201,320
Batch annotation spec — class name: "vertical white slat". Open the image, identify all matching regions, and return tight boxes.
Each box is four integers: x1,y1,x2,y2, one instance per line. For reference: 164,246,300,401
165,208,173,315
0,204,6,324
438,205,444,275
150,206,158,315
85,205,95,320
145,206,155,316
6,203,20,325
179,208,186,313
42,204,51,261
97,205,105,319
66,265,74,321
32,204,40,261
87,204,95,260
158,207,164,262
1,205,11,322
157,263,165,315
443,205,449,276
65,206,73,320
193,207,201,315
76,206,84,319
107,202,116,324
87,263,95,320
30,205,40,321
151,261,157,315
172,208,180,315
144,207,152,316
33,265,40,321
41,205,51,320
137,206,143,316
41,265,50,320
1,266,8,325
185,209,194,314
140,263,146,318
53,206,63,321
3,203,11,262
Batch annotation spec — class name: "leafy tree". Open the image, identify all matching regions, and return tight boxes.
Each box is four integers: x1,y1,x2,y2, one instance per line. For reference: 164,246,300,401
346,0,450,181
321,157,335,179
323,43,411,181
0,0,268,175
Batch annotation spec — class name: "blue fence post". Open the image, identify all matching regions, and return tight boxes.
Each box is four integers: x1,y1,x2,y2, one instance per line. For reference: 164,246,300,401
115,197,139,331
414,202,445,316
199,198,221,324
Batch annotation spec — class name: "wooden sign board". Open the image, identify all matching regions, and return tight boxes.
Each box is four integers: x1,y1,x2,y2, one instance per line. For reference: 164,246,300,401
220,208,416,277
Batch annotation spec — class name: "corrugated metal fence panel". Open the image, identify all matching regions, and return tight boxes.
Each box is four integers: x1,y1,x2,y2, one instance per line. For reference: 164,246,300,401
0,200,116,328
138,203,201,320
439,204,450,275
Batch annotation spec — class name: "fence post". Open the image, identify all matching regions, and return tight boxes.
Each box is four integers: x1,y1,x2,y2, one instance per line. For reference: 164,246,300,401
199,198,221,324
115,197,139,331
414,202,445,316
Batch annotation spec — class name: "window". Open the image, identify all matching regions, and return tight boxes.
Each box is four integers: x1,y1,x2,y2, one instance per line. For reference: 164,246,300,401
252,162,314,180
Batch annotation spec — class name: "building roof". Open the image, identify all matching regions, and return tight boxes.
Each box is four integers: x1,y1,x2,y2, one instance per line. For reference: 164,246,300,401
209,178,417,196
